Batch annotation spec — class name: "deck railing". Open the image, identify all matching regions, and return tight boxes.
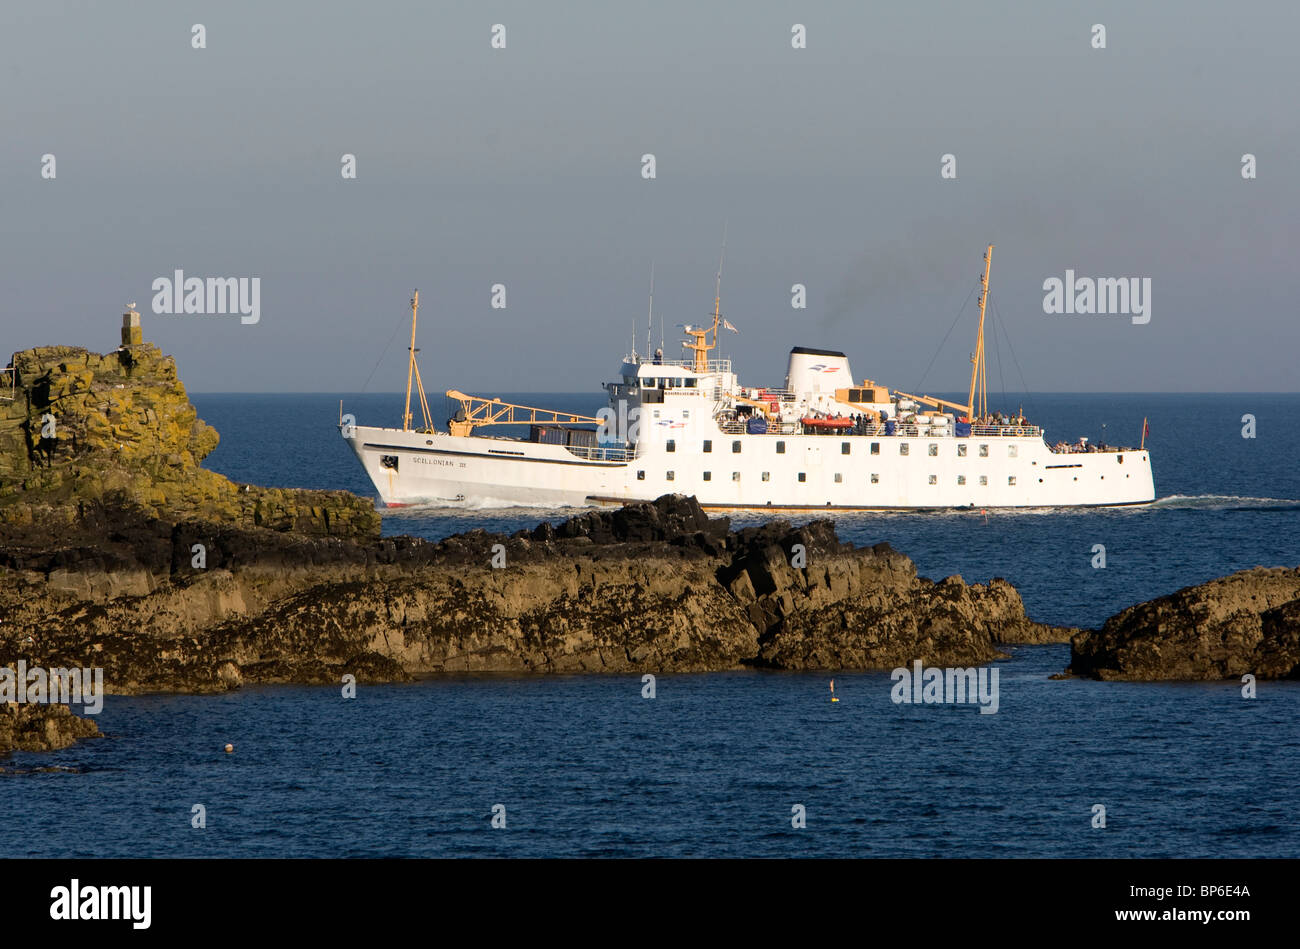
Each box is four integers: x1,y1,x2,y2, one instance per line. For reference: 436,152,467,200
625,355,733,375
565,444,639,462
970,424,1043,437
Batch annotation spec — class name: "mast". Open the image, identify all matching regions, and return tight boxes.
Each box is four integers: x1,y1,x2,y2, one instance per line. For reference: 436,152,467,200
966,244,994,420
685,229,726,373
403,290,419,432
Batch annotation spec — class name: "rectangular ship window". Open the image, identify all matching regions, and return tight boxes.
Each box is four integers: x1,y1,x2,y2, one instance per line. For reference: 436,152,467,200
761,472,770,482
979,475,988,485
1008,445,1018,458
1009,475,1017,485
703,440,712,453
900,443,909,456
636,470,645,481
979,444,988,457
841,442,851,455
732,440,742,453
870,442,880,455
666,471,675,481
798,472,806,482
732,472,740,481
703,471,712,481
928,474,937,484
870,473,879,484
928,444,938,456
957,444,967,457
957,475,966,485
666,439,675,452
776,441,786,454
834,473,843,483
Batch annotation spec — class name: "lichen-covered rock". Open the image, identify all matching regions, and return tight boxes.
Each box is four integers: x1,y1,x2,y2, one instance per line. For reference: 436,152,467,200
0,341,378,539
1067,566,1300,680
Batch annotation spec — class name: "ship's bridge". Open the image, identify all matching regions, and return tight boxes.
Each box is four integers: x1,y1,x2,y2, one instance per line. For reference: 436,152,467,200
608,355,738,403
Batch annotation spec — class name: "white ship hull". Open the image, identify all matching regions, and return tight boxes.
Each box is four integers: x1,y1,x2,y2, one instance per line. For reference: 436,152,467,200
347,424,1154,511
346,250,1155,512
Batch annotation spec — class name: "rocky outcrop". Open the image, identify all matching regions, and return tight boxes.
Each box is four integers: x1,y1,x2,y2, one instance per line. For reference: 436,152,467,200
0,340,378,539
1067,567,1300,680
1,495,1063,693
0,703,100,756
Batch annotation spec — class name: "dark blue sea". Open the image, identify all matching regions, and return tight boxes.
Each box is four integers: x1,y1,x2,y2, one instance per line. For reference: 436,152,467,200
4,392,1298,857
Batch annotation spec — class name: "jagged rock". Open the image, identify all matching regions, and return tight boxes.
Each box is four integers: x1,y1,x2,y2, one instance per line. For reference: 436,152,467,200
0,702,100,755
1067,566,1300,680
0,494,1068,691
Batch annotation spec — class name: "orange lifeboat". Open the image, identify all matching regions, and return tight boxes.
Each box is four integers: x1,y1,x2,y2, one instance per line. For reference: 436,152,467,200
801,416,853,430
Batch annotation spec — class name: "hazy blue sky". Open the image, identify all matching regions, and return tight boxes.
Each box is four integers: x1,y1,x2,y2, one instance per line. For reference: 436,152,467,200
2,1,1297,393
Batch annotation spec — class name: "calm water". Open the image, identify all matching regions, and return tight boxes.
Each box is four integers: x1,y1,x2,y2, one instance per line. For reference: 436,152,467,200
3,392,1298,857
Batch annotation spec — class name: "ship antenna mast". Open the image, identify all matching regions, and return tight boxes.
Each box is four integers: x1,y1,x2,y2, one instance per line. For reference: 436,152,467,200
685,225,727,373
966,244,994,421
646,261,655,361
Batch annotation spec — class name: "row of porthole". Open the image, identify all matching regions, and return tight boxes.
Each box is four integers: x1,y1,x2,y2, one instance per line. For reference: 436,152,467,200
673,440,1012,458
637,471,1132,485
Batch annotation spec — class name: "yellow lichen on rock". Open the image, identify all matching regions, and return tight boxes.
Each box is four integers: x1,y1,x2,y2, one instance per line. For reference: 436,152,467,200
0,341,379,539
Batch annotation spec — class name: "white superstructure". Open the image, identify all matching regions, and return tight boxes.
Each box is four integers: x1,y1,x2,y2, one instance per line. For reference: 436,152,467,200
343,248,1155,511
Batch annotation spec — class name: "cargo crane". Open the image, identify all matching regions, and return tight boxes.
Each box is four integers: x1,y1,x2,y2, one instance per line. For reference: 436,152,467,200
444,391,604,438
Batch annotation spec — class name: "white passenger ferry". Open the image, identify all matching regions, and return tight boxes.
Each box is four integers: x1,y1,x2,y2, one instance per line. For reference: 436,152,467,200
342,246,1154,510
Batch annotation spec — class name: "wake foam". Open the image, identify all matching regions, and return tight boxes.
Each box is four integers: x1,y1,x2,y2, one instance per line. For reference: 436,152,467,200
1150,494,1300,512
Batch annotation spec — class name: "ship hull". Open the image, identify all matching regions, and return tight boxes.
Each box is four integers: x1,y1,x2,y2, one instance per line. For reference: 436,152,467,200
347,425,1155,510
